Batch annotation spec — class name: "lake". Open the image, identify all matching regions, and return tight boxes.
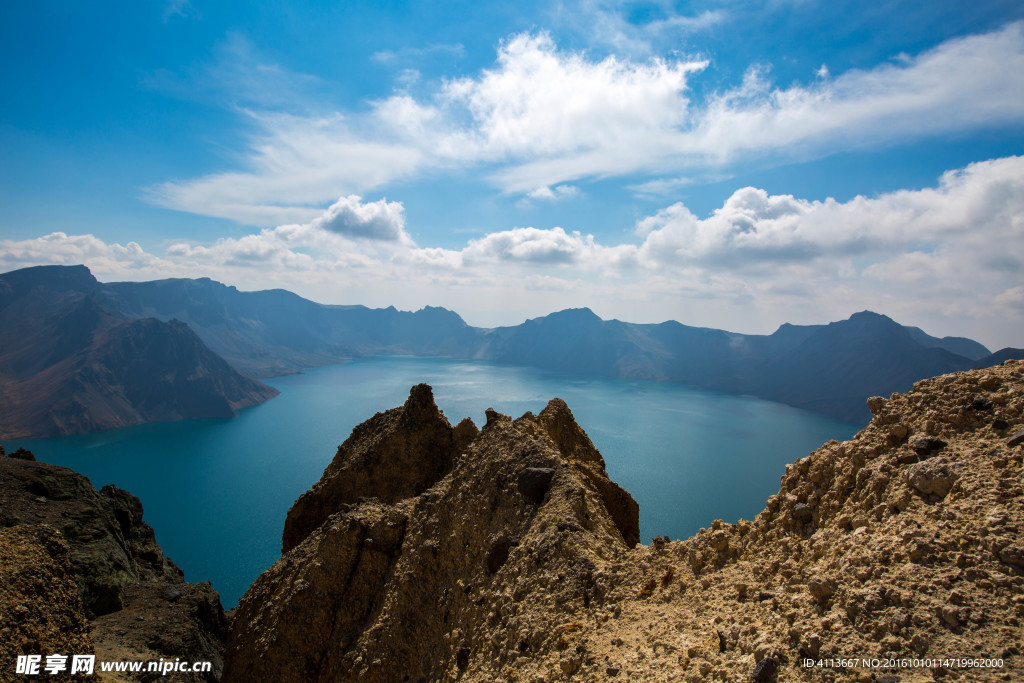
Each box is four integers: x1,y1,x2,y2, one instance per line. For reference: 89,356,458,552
5,356,860,607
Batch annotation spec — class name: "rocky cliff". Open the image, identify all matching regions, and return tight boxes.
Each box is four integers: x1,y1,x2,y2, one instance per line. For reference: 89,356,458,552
0,453,228,681
225,362,1024,682
0,265,278,438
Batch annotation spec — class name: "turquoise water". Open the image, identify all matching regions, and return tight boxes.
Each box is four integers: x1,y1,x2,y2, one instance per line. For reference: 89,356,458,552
5,357,860,607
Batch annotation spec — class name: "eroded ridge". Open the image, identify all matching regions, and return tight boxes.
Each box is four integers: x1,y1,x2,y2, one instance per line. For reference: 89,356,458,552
226,363,1024,682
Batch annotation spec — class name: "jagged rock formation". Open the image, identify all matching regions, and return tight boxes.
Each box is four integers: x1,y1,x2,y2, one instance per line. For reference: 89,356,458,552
225,384,638,682
0,455,228,681
226,363,1024,682
0,265,278,438
282,384,467,553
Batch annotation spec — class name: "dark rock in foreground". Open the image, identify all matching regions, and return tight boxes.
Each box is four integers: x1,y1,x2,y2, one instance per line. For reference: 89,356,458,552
0,455,228,681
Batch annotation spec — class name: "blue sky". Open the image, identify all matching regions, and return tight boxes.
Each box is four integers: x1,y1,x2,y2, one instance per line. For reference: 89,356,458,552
2,0,1023,348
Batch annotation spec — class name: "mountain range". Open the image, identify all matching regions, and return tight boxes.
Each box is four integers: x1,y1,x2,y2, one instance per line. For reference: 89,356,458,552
1,264,1021,436
0,266,277,439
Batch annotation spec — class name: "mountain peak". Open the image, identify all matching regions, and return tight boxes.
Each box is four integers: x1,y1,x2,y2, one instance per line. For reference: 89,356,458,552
847,310,896,324
546,307,601,322
0,264,99,295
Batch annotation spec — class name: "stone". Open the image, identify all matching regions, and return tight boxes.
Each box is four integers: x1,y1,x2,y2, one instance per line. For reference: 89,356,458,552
517,467,556,504
909,436,947,457
792,503,813,524
888,424,909,441
486,536,519,574
905,457,957,497
1007,430,1024,448
998,544,1024,568
970,396,993,411
867,396,888,415
750,656,778,683
807,578,836,602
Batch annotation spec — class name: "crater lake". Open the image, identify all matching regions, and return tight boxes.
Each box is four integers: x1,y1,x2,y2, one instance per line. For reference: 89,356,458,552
4,356,860,607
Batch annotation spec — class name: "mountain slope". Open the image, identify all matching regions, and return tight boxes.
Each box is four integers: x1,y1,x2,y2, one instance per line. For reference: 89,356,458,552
0,266,278,438
104,277,483,377
739,311,973,421
480,309,986,422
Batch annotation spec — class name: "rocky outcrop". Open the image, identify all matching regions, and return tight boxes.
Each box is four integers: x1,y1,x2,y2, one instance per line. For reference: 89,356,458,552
227,361,1024,682
225,385,639,682
282,383,463,553
0,455,228,681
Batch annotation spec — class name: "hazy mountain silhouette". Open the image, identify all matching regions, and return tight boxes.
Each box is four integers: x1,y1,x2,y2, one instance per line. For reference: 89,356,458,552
478,309,991,421
103,277,481,377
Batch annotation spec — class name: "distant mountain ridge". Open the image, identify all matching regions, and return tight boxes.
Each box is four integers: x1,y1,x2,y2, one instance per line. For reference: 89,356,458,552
0,266,278,438
103,276,481,377
4,265,1019,427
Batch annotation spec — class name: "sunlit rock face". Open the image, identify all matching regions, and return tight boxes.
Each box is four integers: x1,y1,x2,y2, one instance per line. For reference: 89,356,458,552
226,362,1024,682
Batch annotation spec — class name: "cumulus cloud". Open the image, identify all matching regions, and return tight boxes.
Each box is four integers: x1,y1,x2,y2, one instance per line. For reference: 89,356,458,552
0,233,172,276
462,226,596,264
147,23,1024,224
634,156,1024,271
309,195,408,241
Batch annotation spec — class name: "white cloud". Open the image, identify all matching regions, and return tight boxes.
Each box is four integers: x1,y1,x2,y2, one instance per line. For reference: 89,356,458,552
147,23,1024,225
0,232,171,274
634,155,1024,271
309,195,408,242
526,185,579,201
439,33,705,159
146,113,425,225
9,157,1024,348
549,0,728,57
682,22,1024,163
162,0,199,21
463,226,596,264
372,43,465,64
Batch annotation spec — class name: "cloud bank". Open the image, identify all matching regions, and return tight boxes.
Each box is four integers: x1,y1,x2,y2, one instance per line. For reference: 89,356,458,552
6,156,1023,349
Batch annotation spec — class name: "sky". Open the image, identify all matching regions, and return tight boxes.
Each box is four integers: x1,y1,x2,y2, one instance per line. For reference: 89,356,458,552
1,1,1023,349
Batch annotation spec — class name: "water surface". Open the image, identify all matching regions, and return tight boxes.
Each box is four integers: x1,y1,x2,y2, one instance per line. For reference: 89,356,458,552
7,357,859,607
